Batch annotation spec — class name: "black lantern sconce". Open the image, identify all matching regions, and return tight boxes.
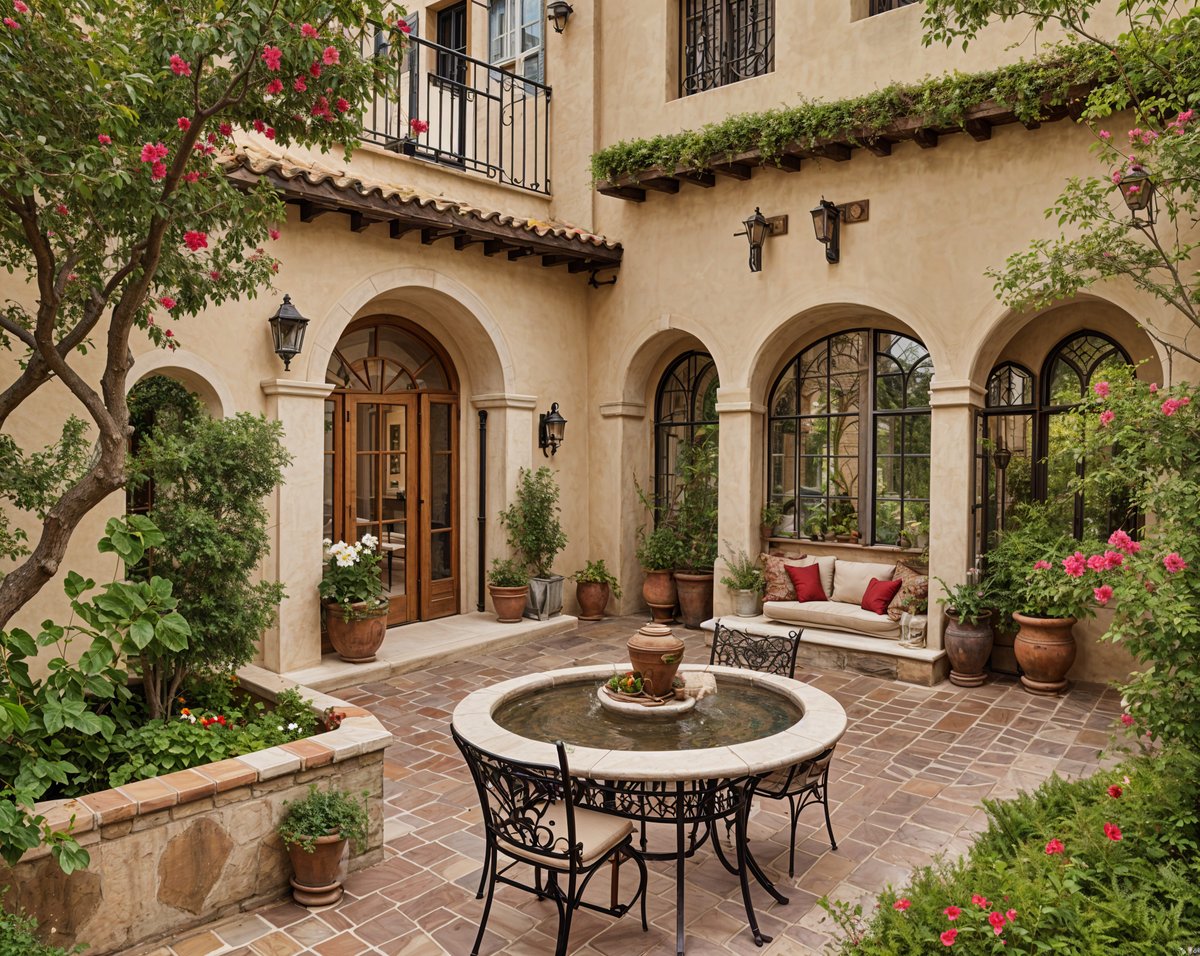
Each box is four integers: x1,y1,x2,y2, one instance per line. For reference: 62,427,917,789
539,403,567,456
268,294,309,371
809,198,869,264
734,207,788,273
1119,164,1156,226
546,1,574,33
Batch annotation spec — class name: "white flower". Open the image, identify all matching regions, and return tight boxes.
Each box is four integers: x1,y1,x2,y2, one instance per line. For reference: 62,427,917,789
360,533,378,549
335,554,355,567
322,538,332,548
278,725,285,732
287,722,299,731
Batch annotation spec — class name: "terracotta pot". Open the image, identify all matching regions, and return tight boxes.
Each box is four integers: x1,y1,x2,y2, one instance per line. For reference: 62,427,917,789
287,833,347,906
576,581,611,621
642,569,677,624
760,522,775,541
489,584,529,623
1013,612,1077,696
626,623,686,698
674,571,714,630
944,610,994,687
325,601,388,663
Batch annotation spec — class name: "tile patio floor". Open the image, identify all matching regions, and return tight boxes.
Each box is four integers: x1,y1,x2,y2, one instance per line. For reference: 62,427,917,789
139,615,1125,956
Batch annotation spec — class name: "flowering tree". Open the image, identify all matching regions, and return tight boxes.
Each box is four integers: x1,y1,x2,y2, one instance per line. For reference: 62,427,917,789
922,0,1200,361
0,0,404,627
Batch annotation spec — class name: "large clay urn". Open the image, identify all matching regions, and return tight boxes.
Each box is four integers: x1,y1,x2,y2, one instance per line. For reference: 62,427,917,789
576,581,611,621
943,610,994,687
325,601,388,663
287,833,347,906
642,569,677,624
626,623,686,698
1012,612,1077,696
674,571,714,629
489,585,530,623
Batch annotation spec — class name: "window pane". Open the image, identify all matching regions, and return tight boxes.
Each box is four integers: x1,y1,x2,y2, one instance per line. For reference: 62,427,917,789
489,0,510,61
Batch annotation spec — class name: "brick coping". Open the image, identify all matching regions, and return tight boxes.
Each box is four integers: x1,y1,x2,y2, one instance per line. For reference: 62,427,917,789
20,664,393,864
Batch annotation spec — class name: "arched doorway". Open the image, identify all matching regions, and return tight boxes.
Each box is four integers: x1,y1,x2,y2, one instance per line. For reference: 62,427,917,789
324,317,460,625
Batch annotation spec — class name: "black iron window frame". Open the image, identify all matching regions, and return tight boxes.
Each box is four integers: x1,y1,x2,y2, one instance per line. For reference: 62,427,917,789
653,351,719,521
868,0,918,16
680,0,775,97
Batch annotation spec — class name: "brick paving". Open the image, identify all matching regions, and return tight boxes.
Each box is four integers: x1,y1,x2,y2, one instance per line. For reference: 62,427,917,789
140,616,1125,956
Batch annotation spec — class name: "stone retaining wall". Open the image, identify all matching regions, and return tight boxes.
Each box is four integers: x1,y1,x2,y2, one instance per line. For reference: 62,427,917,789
1,668,392,954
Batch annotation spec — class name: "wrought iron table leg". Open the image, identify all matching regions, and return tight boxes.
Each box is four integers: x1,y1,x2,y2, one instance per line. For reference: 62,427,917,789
734,787,772,947
675,783,686,956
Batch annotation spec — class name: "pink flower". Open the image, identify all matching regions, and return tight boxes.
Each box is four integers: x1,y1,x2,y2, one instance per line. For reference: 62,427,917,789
971,894,990,909
293,76,308,92
1093,585,1113,605
164,329,174,338
988,911,1006,935
1178,109,1195,125
1111,170,1123,185
300,22,318,38
54,203,68,216
941,929,958,947
150,161,167,180
1033,560,1052,571
336,97,349,113
893,898,911,911
398,19,411,34
177,117,190,131
265,78,283,95
3,16,17,28
269,228,281,240
1104,821,1122,842
1062,552,1087,578
97,133,111,145
209,269,221,281
1006,909,1017,923
1140,129,1159,144
943,906,961,920
309,62,321,78
1045,838,1065,854
1163,552,1187,573
1103,550,1124,569
1087,554,1106,571
1108,529,1141,554
1162,398,1187,416
140,142,168,163
13,0,27,11
1108,784,1123,799
218,122,233,137
1128,127,1142,141
1093,381,1110,398
1121,713,1134,727
261,45,283,71
170,54,192,76
183,230,208,251
409,117,429,134
1098,129,1111,140
1099,409,1115,427
158,296,176,310
323,46,340,66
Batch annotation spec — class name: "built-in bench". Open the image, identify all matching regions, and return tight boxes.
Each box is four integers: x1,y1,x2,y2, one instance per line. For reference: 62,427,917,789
700,615,948,686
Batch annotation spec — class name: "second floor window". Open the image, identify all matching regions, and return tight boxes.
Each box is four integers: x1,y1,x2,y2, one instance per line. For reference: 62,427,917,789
681,0,774,97
490,0,544,84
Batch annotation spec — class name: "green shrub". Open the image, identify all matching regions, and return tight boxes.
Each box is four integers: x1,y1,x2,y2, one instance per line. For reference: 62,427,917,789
570,559,622,598
0,901,79,956
499,467,567,578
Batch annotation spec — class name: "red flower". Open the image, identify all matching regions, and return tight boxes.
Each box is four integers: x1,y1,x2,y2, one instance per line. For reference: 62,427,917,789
253,118,266,133
293,76,308,92
336,97,350,113
3,16,17,27
177,117,191,131
988,911,1006,935
262,45,283,71
940,929,958,947
409,117,429,134
158,296,177,310
265,78,283,95
218,122,233,137
164,329,174,338
216,714,226,725
1164,552,1187,574
209,269,221,281
1104,821,1122,842
1121,713,1135,727
170,53,192,76
97,133,112,145
971,894,990,908
54,203,68,216
323,45,340,66
300,22,318,38
1045,838,1065,854
1006,909,1017,923
269,228,281,240
150,161,167,180
397,19,411,34
140,142,168,163
1108,784,1123,799
943,906,960,921
183,230,208,251
893,898,910,911
309,62,321,78
265,127,276,140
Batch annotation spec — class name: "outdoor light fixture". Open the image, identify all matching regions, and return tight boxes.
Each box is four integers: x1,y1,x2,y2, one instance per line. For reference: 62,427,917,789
810,199,841,264
734,207,787,273
539,403,567,456
268,294,309,371
1119,164,1156,225
546,1,574,33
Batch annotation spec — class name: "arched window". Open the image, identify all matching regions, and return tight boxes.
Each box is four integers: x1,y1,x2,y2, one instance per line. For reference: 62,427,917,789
768,329,932,545
979,331,1132,546
654,351,718,516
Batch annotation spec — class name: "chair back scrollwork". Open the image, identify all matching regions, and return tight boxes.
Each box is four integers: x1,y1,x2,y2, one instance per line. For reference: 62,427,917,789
708,619,802,677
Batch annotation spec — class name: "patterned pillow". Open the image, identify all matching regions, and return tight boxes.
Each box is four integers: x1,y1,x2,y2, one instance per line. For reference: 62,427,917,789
761,552,808,603
887,563,929,621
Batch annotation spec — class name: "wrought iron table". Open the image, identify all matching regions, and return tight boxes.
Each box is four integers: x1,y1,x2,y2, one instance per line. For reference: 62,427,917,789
451,663,847,955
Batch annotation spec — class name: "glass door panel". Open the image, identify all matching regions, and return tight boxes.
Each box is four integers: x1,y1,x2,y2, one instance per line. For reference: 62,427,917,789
421,396,458,618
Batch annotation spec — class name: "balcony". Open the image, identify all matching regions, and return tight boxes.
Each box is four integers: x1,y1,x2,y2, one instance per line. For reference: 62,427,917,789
360,33,552,195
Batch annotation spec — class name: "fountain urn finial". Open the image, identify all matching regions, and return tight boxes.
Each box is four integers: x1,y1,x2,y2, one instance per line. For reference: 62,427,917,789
626,623,686,698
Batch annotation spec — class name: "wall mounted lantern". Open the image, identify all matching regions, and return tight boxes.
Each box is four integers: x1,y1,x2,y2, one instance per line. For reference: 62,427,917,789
810,199,841,264
1119,164,1156,226
539,402,567,456
268,294,309,371
734,207,788,272
546,2,574,33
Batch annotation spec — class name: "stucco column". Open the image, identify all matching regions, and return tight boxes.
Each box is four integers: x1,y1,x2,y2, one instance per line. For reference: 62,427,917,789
260,379,334,674
714,389,766,618
927,379,985,651
597,401,648,614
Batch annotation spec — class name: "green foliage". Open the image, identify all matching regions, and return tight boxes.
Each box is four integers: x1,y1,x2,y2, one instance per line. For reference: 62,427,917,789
130,412,290,718
590,44,1112,183
635,525,682,572
822,746,1200,953
935,567,996,625
486,557,529,588
719,546,764,594
278,785,370,853
759,501,784,531
668,427,719,572
499,466,568,578
127,375,204,441
0,897,80,956
570,559,622,598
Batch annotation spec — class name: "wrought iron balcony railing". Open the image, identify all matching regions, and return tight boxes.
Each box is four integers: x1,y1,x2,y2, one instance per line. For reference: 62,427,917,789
360,33,552,195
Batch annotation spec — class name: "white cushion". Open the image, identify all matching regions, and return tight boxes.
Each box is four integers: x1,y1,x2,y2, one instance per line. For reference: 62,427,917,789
798,555,836,597
763,600,902,639
831,560,897,606
501,802,633,867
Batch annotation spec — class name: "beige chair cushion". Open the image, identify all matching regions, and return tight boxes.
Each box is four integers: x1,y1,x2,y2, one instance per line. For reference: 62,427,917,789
501,802,633,867
798,555,836,597
763,600,902,638
831,559,897,606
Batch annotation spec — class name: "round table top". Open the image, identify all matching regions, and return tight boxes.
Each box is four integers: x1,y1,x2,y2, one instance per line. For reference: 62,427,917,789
451,663,847,783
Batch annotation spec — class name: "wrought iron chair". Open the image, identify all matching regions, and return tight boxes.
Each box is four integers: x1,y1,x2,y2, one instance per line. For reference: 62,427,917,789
708,619,838,876
452,726,648,956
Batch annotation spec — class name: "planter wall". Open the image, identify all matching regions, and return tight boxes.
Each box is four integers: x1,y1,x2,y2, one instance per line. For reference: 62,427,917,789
1,668,391,954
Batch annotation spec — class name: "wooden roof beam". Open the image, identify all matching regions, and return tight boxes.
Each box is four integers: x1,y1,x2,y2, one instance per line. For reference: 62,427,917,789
299,199,333,222
542,254,571,268
597,184,646,202
507,247,536,260
711,161,753,180
913,128,939,149
676,170,716,188
640,177,681,194
964,118,992,141
864,139,893,157
421,227,459,245
390,220,419,240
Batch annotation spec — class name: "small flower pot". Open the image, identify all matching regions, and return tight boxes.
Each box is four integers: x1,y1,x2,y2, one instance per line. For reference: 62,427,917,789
287,833,347,907
733,588,760,618
325,601,388,663
489,584,529,623
576,581,611,621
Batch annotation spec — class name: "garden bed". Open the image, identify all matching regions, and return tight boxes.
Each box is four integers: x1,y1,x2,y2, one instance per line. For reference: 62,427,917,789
1,667,391,955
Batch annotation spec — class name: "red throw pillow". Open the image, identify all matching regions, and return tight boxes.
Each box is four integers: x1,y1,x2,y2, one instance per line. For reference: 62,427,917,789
784,563,828,603
861,577,903,615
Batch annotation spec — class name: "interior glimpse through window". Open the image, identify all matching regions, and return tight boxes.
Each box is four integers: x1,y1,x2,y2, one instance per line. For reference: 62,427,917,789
490,0,544,84
681,0,775,97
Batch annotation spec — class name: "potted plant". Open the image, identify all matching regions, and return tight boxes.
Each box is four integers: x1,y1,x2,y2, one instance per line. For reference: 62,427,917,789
804,514,827,541
672,427,719,629
499,466,568,621
277,785,369,907
760,502,784,540
935,568,997,687
487,557,531,623
636,524,681,624
318,537,388,663
719,546,765,618
571,559,622,621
